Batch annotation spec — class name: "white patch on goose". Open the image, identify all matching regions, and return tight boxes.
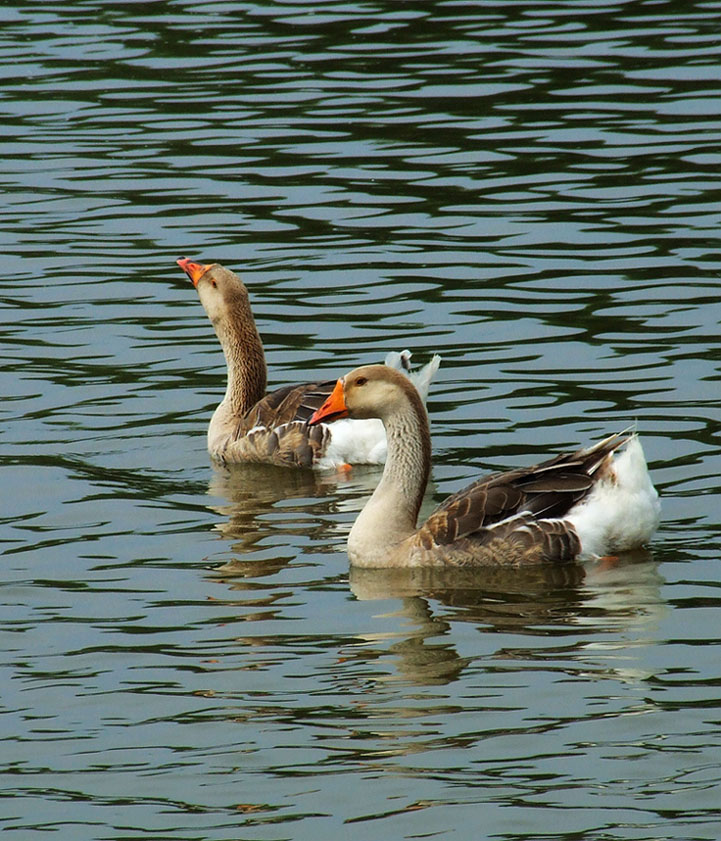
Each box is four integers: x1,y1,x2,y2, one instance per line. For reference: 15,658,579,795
385,351,441,403
566,435,660,557
317,417,387,469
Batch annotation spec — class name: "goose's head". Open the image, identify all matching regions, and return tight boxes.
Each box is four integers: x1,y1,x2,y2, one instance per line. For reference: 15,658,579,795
309,364,418,424
177,258,251,327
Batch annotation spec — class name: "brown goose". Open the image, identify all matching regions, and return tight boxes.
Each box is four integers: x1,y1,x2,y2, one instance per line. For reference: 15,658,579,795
177,259,440,469
309,365,660,567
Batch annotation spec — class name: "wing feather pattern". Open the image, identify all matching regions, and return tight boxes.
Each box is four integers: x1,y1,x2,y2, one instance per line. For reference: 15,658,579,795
415,432,630,563
217,380,336,467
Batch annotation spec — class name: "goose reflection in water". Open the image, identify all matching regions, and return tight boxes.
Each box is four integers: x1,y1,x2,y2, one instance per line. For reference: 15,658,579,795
204,473,666,688
345,551,666,686
203,461,387,578
349,549,664,628
200,456,666,687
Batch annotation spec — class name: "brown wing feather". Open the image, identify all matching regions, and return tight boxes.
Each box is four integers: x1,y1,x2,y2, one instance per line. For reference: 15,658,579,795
222,419,332,468
412,513,582,566
216,380,338,467
418,433,630,549
484,515,582,562
241,380,336,430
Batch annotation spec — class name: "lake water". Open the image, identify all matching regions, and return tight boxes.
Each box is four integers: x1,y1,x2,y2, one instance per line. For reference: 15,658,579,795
2,1,721,838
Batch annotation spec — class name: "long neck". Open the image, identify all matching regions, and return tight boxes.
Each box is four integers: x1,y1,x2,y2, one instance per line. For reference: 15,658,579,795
214,304,267,416
348,391,431,563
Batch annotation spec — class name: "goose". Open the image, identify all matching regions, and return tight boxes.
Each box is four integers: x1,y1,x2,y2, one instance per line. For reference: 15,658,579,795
309,364,660,567
177,258,440,469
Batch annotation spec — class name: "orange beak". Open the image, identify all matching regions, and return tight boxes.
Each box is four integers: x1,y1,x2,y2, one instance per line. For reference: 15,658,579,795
177,257,212,287
309,378,349,425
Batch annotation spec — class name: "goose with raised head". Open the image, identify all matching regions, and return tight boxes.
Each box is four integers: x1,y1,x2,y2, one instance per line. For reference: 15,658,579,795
309,365,660,567
177,259,440,469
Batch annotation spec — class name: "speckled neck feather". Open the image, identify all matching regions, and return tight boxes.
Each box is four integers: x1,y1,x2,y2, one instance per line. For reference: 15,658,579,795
215,296,267,417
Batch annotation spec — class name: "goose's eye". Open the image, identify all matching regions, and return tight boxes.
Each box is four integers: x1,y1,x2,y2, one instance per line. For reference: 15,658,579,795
355,376,367,387
210,279,217,288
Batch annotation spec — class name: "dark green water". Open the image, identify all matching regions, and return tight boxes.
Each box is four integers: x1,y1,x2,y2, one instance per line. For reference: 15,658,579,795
2,1,720,839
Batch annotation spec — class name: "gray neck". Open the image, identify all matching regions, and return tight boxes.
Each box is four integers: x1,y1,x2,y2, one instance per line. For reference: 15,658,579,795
347,396,431,564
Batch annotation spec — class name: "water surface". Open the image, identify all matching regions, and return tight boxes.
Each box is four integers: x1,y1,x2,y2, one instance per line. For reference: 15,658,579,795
2,1,721,839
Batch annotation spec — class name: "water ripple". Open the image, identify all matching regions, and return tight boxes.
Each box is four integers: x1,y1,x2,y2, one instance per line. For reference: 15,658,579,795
2,1,720,839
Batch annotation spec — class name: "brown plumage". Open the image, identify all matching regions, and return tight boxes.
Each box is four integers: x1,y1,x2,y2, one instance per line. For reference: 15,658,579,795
415,438,620,562
177,258,346,467
177,259,440,469
309,365,660,567
217,381,338,467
